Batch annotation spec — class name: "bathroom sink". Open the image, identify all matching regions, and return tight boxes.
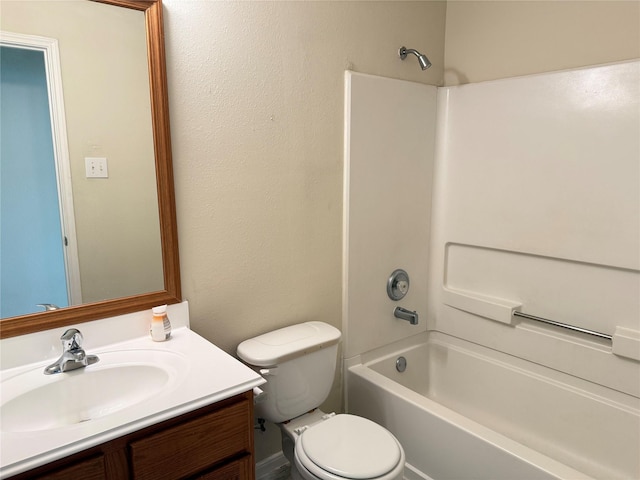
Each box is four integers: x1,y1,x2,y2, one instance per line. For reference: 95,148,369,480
1,350,187,433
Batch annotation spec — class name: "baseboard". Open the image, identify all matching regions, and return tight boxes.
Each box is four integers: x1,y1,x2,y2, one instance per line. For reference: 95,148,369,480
256,452,290,480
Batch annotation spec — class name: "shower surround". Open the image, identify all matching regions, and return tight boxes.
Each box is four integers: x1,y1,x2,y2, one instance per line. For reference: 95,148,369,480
342,62,640,479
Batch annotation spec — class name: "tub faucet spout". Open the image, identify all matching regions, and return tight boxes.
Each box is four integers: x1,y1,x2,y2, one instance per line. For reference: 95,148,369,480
394,307,418,325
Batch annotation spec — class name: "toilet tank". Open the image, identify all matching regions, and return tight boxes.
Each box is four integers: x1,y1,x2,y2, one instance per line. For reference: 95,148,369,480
237,321,341,423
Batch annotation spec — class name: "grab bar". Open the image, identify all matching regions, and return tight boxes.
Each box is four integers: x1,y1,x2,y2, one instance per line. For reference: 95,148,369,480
512,311,612,341
442,287,635,354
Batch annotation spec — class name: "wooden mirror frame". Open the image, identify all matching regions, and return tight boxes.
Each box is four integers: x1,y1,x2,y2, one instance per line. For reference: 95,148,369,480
0,0,180,339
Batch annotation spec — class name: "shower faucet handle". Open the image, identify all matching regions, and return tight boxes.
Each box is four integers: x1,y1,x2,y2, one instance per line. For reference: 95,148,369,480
387,269,410,301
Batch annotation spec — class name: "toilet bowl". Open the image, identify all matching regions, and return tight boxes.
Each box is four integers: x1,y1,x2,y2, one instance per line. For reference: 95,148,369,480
282,411,405,480
236,322,405,480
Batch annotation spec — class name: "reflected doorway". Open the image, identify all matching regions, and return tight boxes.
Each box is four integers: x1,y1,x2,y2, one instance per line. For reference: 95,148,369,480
1,35,81,317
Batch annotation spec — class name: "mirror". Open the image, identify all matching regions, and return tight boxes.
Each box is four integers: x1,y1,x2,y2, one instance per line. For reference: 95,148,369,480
0,0,180,338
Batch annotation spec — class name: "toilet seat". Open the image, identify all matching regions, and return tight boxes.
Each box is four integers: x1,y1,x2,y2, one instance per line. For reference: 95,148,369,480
294,414,404,480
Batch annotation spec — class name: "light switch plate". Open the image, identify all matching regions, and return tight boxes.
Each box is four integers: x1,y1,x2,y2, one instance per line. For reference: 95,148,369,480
85,157,108,178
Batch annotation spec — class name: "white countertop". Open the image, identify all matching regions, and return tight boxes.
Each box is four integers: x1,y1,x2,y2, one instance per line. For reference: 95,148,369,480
0,303,264,478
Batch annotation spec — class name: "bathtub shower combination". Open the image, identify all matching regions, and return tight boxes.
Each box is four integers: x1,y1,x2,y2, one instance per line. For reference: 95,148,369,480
343,62,640,480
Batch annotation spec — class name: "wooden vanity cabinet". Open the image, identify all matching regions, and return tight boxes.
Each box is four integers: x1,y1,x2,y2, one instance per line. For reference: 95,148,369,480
10,391,255,480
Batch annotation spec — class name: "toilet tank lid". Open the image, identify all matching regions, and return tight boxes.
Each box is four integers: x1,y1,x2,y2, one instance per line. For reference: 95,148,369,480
237,321,341,367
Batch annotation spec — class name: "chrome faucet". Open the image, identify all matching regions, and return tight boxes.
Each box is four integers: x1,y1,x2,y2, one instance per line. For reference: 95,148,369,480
44,328,99,375
394,306,419,325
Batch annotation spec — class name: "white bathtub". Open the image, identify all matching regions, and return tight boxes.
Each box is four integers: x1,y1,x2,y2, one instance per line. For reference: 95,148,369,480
345,332,640,480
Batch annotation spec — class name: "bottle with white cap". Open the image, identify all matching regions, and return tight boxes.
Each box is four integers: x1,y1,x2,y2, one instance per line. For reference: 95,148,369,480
150,304,171,341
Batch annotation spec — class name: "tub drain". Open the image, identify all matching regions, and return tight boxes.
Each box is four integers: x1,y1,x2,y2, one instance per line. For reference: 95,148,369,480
396,356,407,372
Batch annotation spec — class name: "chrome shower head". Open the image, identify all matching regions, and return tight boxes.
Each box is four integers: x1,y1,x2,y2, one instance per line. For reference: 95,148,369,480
399,46,432,70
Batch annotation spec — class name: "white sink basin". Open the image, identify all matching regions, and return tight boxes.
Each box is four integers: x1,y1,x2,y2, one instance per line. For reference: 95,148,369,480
1,350,188,433
0,321,265,480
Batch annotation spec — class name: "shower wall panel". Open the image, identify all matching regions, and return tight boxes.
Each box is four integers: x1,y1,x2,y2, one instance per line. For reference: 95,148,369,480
343,71,437,358
429,61,640,396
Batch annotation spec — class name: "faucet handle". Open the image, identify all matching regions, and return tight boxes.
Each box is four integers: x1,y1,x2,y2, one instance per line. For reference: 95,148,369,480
37,303,60,311
61,328,83,351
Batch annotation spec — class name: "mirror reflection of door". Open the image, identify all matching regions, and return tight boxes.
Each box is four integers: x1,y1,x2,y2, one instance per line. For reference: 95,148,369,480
1,43,80,317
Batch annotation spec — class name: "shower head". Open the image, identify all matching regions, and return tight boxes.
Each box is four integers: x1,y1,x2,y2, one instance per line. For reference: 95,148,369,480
399,46,432,70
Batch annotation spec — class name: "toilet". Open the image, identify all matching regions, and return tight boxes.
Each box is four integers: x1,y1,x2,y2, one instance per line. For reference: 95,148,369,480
237,321,405,480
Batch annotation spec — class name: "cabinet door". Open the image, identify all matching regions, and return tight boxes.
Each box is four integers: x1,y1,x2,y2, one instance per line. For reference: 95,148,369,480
129,398,251,480
193,455,251,480
32,455,106,480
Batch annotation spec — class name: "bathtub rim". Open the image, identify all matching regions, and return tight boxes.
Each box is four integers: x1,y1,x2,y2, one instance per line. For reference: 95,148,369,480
344,332,599,480
346,331,640,411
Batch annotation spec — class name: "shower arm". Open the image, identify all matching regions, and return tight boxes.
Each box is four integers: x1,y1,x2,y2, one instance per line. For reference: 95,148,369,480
399,47,419,59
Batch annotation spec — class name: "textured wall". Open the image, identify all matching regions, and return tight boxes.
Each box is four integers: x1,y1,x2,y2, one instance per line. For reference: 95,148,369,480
163,0,446,461
164,0,445,355
444,1,640,85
